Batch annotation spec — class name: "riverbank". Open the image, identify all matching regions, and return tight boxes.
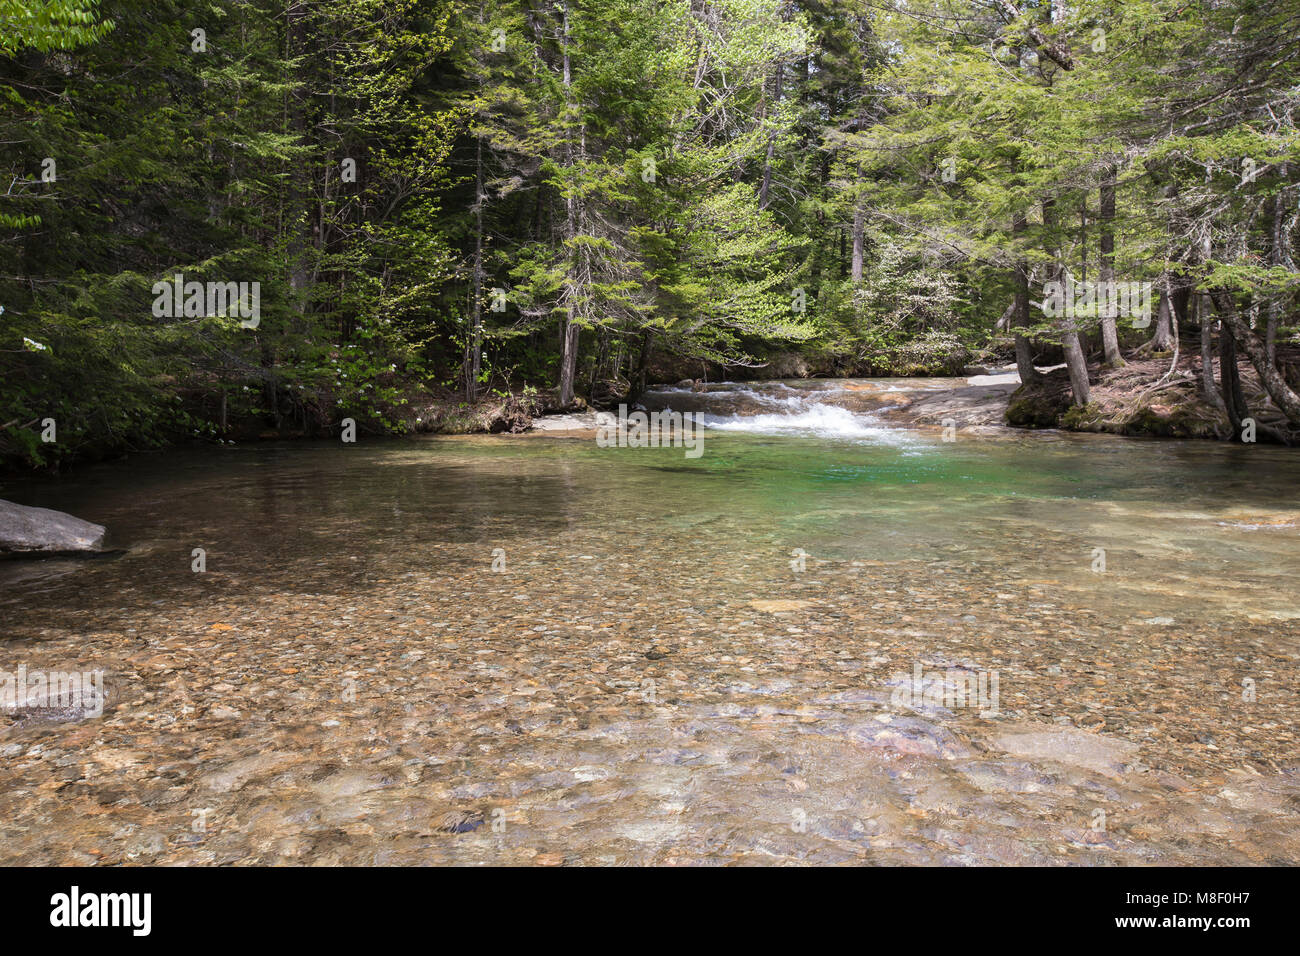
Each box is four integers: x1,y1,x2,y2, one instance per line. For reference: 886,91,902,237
7,352,1297,480
1002,355,1296,442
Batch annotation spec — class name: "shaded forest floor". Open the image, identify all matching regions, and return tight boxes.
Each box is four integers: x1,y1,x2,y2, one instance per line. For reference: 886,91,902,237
1005,348,1300,444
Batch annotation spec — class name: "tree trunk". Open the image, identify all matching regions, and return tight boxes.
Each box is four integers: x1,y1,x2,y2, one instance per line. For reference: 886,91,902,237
850,175,865,283
588,327,609,395
1172,283,1191,329
1098,165,1123,366
995,298,1015,332
1147,281,1175,351
467,134,484,401
1214,291,1300,424
1267,170,1289,365
558,320,580,406
1199,299,1226,413
629,330,653,402
285,3,314,316
1218,318,1247,435
758,63,781,210
1043,199,1089,404
1061,326,1091,405
557,1,580,407
1011,213,1039,383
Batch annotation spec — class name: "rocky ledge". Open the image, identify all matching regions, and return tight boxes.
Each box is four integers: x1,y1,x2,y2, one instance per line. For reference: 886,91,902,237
883,370,1023,429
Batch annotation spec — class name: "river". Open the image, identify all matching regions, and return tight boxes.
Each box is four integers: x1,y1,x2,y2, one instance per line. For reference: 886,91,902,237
1,378,1297,864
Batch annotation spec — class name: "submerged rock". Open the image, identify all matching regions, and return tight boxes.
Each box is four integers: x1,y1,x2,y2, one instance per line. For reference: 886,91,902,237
435,809,485,834
0,499,106,557
988,725,1140,779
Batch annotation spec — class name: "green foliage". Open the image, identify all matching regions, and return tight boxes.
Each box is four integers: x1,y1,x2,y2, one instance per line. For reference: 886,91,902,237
814,240,966,373
1,0,461,469
0,0,113,55
4,0,1298,467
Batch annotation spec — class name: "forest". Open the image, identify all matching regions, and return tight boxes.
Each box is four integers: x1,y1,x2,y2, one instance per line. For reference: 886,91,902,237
2,0,1299,468
3,0,1300,877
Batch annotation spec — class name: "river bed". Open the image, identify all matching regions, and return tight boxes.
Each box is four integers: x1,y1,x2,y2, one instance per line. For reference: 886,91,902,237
1,379,1297,864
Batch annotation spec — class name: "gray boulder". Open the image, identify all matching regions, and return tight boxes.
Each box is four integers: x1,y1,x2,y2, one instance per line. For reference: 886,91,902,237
0,499,107,556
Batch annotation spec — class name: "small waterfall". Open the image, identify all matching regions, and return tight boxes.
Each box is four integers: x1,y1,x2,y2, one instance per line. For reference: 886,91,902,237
642,380,922,444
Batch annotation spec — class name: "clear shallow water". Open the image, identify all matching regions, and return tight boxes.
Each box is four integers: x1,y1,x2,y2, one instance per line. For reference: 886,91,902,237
1,379,1298,864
